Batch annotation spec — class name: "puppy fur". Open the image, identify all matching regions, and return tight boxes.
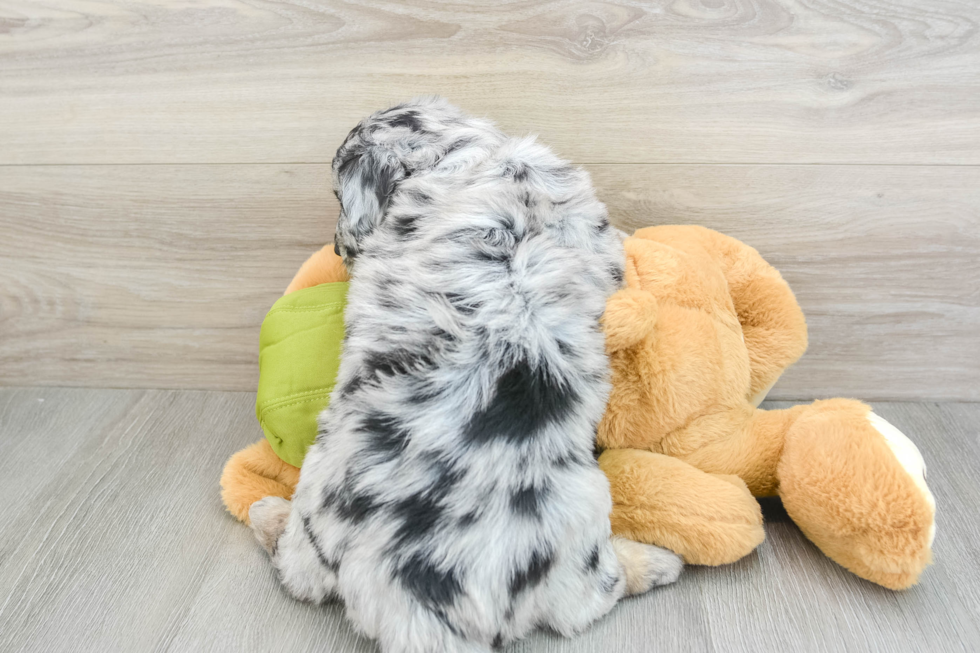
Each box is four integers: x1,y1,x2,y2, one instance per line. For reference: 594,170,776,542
251,97,681,653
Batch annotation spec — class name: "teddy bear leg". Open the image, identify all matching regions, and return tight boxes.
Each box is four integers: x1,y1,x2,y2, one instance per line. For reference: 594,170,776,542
777,399,936,590
599,448,764,566
220,439,301,524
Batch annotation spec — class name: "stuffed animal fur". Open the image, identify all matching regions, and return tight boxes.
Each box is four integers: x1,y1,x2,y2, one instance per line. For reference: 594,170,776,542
598,225,935,590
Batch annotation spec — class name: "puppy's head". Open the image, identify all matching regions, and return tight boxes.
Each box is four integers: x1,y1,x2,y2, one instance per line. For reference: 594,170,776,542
331,97,496,267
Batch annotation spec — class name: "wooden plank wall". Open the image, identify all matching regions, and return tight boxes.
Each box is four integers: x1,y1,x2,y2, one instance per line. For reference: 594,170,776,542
1,0,978,400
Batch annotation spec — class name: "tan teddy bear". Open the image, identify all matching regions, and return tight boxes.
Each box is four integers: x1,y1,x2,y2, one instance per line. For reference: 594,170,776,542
597,225,936,590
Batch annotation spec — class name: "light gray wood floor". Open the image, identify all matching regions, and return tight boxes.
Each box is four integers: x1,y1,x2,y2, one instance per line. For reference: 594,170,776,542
1,387,977,652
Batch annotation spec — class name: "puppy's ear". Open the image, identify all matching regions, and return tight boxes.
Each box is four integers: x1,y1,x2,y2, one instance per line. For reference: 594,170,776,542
334,145,405,248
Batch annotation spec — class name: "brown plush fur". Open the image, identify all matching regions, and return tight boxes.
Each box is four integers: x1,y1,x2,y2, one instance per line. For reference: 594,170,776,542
596,226,934,589
600,448,764,566
778,399,934,590
221,228,935,589
221,438,300,524
283,244,349,294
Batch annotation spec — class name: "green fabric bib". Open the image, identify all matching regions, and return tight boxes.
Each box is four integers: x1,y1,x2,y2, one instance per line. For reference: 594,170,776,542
255,282,349,467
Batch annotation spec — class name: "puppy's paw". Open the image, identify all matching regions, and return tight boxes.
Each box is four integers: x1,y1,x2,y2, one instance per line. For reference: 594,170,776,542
249,496,291,556
611,536,683,595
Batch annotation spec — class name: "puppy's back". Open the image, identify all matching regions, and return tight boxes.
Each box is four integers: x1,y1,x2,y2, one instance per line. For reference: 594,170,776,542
281,98,629,652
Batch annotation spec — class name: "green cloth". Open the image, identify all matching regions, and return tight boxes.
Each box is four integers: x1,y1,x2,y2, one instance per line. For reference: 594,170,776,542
255,282,349,467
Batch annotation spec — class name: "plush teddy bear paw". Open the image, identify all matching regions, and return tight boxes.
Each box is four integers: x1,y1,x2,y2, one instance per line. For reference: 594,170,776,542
778,400,937,590
867,412,937,547
249,496,291,555
611,536,683,595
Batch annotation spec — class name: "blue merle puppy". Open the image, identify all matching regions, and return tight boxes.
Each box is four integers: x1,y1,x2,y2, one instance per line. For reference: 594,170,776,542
249,97,682,653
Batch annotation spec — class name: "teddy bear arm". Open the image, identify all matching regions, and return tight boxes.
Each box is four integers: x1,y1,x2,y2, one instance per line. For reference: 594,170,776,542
703,230,808,404
601,287,658,353
284,243,349,294
599,448,764,566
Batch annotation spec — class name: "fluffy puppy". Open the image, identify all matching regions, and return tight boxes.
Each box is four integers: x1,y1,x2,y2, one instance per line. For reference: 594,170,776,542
250,98,681,653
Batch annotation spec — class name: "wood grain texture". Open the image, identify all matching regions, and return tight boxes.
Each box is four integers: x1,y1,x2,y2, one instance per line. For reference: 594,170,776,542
0,389,977,652
1,0,979,165
594,164,980,401
0,164,334,391
2,163,976,399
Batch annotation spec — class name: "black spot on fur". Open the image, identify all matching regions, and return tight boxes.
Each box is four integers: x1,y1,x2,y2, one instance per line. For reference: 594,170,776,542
374,166,396,214
505,161,529,182
388,110,424,132
321,487,336,511
391,493,443,547
430,460,464,500
409,383,442,404
335,490,382,524
492,633,504,649
458,510,479,527
363,348,435,380
397,552,463,610
302,515,340,573
610,265,624,285
586,545,601,571
340,374,364,397
510,484,549,519
509,549,554,598
556,339,573,356
391,214,421,238
464,357,579,445
390,461,461,547
361,410,410,459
